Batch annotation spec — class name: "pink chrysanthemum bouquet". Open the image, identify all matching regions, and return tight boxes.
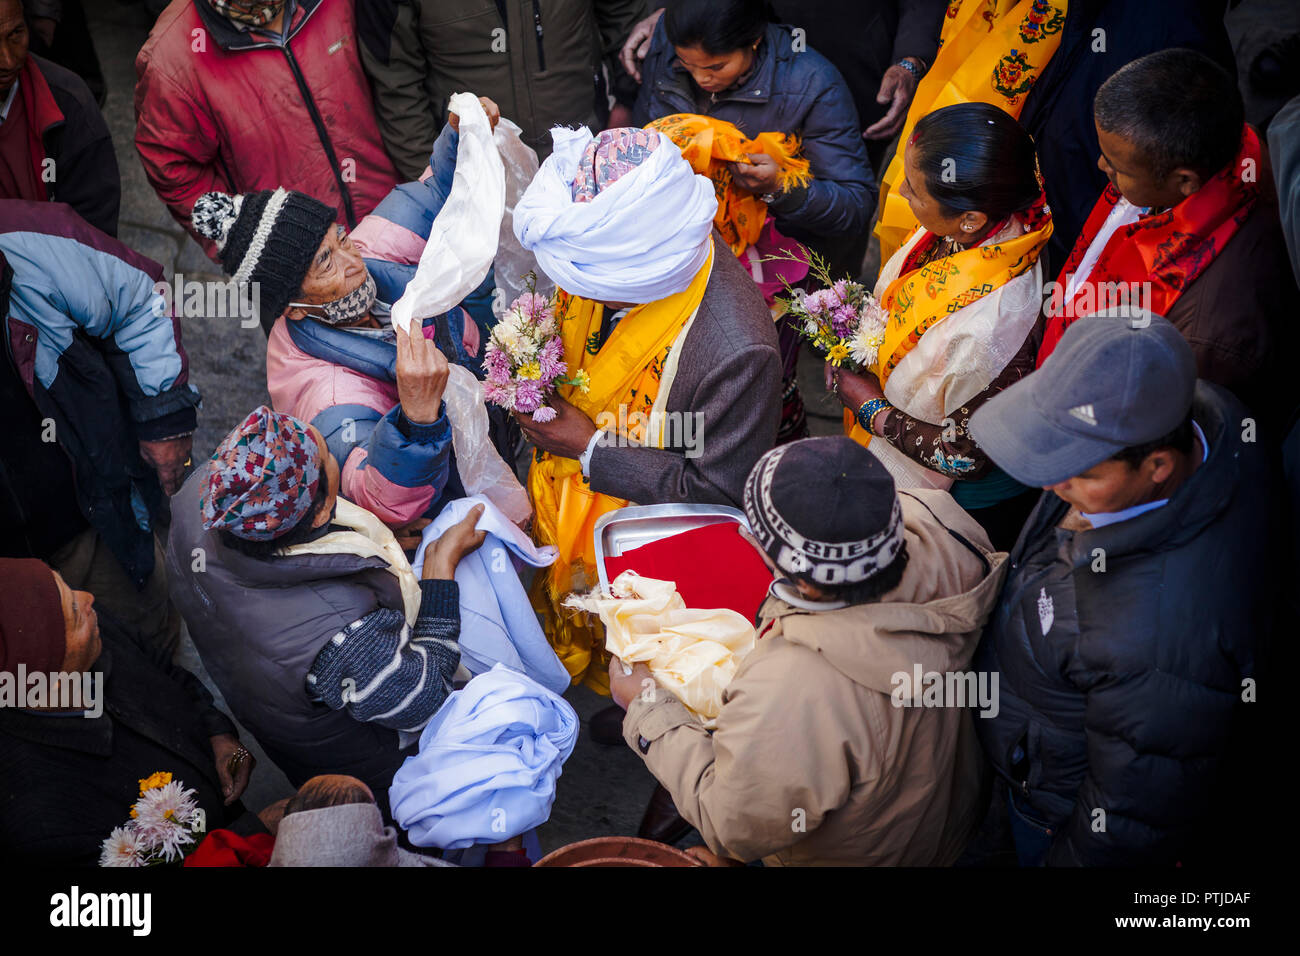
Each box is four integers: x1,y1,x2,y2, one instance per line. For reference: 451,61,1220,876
772,248,889,373
482,279,589,422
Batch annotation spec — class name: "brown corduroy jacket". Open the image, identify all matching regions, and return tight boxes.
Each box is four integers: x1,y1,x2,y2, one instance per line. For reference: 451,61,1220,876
587,232,782,509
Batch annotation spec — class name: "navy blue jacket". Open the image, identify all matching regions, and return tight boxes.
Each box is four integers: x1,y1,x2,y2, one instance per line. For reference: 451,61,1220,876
632,21,875,244
974,383,1272,865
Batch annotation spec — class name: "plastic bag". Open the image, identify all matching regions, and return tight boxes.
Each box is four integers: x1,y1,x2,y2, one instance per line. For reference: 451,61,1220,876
492,118,555,313
444,363,531,525
388,92,530,523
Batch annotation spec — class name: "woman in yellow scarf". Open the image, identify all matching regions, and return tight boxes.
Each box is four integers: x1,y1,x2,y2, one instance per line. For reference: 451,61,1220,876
875,0,1069,265
830,103,1053,552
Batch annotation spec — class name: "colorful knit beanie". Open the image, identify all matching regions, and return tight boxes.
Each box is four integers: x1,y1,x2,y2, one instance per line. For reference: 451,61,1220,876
201,405,323,542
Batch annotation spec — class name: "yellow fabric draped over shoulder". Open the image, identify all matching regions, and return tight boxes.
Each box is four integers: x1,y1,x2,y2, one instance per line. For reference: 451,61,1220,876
527,248,715,693
845,212,1053,448
874,0,1068,264
647,113,812,256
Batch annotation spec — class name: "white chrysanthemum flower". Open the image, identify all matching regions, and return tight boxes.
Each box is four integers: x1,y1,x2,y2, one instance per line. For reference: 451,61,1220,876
533,311,558,338
849,300,889,369
100,826,145,867
490,325,526,364
132,781,199,863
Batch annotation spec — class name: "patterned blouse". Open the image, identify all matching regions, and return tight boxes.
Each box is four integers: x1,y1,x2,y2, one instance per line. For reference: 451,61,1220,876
875,327,1040,481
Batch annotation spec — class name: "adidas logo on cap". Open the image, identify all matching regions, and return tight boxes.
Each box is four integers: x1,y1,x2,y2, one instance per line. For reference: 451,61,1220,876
1068,403,1097,426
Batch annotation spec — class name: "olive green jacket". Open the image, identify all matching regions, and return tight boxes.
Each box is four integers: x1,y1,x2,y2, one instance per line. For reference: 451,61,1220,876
358,0,648,176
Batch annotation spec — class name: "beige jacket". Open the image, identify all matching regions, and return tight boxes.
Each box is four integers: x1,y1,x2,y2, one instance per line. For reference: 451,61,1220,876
622,490,1006,866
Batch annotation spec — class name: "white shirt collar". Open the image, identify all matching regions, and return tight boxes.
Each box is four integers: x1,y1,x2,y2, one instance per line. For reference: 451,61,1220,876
0,79,19,124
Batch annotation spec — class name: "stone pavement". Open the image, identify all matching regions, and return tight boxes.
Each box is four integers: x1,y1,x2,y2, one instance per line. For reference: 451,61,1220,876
85,0,1298,855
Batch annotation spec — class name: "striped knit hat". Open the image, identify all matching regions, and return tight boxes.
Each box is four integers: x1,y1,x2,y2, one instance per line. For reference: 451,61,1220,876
192,188,337,332
743,437,905,587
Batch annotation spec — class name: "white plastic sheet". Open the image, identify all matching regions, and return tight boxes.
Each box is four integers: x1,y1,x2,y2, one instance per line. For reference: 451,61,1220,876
492,117,554,312
387,92,530,524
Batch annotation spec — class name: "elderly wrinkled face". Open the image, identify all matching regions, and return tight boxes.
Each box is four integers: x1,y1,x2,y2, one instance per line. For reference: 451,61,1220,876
295,225,368,309
0,0,29,100
53,571,101,673
673,43,757,95
305,423,340,529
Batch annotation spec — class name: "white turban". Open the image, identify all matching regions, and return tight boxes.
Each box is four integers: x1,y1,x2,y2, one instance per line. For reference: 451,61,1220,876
513,126,719,303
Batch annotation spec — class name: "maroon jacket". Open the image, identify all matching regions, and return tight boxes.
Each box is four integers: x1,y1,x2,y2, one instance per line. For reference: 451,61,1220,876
134,0,400,259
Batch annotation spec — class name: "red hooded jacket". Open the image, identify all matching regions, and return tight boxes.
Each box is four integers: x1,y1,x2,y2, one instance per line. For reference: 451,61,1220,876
134,0,399,259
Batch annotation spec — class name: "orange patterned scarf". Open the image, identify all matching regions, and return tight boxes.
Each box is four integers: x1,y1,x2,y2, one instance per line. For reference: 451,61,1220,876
647,113,811,255
875,0,1068,264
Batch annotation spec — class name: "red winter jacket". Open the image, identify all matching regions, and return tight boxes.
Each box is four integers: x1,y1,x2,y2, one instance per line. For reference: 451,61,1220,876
133,0,399,260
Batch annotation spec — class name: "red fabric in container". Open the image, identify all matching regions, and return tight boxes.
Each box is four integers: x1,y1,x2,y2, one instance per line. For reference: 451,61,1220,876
603,522,772,621
183,829,275,867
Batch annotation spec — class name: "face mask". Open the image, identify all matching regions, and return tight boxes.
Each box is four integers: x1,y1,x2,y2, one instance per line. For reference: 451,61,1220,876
289,273,377,326
210,0,288,27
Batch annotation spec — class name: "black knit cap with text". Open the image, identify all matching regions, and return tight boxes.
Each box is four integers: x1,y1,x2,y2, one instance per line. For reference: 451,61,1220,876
743,436,905,586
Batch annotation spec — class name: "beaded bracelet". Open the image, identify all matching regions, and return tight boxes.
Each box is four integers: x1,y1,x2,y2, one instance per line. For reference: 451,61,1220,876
856,398,892,434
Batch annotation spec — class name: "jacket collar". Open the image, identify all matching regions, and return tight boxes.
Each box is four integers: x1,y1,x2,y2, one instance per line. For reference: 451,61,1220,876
0,647,115,755
285,314,397,383
759,495,1008,695
655,23,783,113
17,55,63,139
193,0,320,52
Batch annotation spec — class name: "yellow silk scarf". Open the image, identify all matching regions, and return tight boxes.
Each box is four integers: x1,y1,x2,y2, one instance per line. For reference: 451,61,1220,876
845,215,1053,447
528,248,715,692
647,113,812,256
874,0,1068,264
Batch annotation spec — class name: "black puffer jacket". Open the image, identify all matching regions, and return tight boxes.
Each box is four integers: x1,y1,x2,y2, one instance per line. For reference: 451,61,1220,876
632,21,874,244
974,382,1272,865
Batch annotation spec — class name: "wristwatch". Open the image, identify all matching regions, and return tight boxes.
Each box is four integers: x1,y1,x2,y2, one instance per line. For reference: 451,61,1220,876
896,57,926,80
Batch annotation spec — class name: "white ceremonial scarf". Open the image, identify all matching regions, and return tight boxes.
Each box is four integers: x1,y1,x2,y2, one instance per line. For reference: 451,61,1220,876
869,215,1044,491
512,126,718,303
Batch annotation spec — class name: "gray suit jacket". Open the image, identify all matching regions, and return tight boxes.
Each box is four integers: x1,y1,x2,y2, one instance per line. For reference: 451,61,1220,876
588,233,782,508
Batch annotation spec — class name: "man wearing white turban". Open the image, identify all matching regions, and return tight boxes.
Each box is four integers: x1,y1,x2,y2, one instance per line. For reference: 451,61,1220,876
510,126,782,768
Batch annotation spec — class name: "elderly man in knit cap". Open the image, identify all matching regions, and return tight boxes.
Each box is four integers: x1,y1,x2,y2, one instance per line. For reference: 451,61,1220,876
607,436,1006,866
188,99,501,533
165,406,487,816
512,125,782,725
0,557,264,864
966,310,1273,866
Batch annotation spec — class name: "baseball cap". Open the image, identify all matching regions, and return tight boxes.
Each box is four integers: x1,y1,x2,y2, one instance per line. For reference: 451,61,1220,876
968,308,1196,487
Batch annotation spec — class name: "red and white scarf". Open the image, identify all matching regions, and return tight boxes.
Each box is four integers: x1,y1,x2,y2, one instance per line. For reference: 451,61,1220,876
1038,125,1262,365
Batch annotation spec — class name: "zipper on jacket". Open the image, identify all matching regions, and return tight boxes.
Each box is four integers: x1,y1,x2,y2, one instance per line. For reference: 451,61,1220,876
531,0,546,72
281,43,357,228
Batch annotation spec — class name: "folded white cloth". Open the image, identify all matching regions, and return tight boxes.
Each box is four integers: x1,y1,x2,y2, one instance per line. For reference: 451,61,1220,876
390,664,578,849
413,495,570,695
512,125,718,303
